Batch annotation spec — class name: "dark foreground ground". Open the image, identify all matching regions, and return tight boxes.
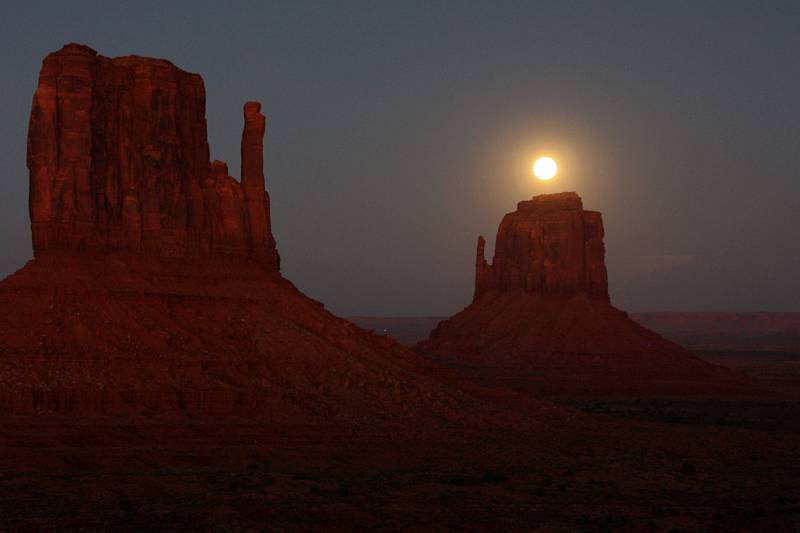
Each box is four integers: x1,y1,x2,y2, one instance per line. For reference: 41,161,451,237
1,407,799,531
2,320,800,530
1,347,799,532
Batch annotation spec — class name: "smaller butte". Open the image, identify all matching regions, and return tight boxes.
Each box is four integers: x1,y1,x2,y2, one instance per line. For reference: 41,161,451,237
416,192,749,399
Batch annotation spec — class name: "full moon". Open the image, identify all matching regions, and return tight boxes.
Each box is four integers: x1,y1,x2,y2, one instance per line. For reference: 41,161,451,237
533,157,558,181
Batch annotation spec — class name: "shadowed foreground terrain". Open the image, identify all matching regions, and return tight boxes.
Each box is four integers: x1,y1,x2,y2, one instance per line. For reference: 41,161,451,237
2,406,799,530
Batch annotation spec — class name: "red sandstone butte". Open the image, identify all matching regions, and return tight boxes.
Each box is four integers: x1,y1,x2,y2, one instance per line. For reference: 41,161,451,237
27,43,279,269
475,192,607,299
1,44,504,426
417,192,748,398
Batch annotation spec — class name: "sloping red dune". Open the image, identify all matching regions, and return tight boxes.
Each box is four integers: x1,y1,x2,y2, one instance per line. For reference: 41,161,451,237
0,252,494,425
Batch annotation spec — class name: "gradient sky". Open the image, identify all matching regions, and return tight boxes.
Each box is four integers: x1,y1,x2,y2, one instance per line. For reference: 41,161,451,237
1,1,799,316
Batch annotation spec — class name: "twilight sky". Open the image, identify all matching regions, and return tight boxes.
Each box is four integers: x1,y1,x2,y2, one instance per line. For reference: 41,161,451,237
1,1,799,316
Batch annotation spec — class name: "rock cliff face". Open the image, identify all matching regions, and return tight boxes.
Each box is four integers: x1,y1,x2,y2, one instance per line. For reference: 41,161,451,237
27,43,279,270
418,192,746,398
475,192,607,299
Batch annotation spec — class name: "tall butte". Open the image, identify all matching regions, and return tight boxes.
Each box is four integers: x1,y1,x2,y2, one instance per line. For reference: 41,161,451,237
417,191,746,398
28,43,279,268
0,44,483,425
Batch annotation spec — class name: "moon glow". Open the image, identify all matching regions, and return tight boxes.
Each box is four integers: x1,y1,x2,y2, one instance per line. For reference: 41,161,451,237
533,157,557,181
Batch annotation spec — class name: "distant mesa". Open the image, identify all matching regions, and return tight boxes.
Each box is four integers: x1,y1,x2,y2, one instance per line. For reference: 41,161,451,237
417,191,748,398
